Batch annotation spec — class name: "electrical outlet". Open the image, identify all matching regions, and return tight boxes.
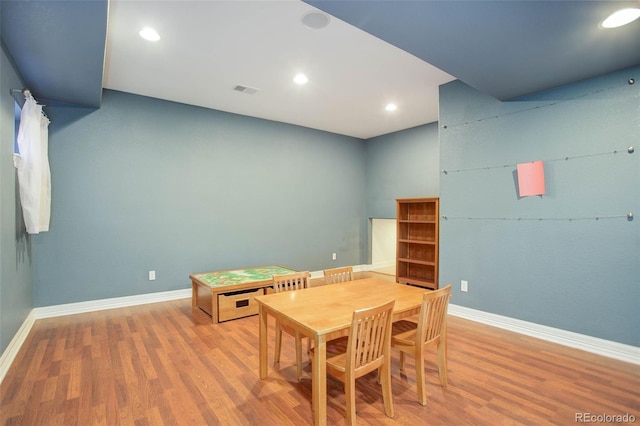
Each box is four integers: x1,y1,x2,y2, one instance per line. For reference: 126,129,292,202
332,252,337,260
149,270,156,281
461,280,468,292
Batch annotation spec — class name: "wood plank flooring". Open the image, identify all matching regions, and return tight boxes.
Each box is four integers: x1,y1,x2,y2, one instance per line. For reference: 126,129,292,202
1,289,638,425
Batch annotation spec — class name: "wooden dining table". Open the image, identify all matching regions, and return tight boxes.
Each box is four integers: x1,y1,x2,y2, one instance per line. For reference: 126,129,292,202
255,277,430,426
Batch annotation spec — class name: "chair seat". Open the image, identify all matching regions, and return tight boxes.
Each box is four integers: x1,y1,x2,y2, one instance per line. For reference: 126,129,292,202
391,320,418,345
311,336,348,372
327,353,348,373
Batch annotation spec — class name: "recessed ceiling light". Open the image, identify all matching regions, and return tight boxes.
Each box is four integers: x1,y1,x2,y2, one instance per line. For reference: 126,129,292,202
293,73,308,85
139,27,160,42
602,8,640,28
385,103,397,112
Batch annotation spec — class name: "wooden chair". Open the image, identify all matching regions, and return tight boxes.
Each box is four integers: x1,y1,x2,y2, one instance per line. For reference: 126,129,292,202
323,265,354,284
272,271,311,381
390,284,452,406
312,299,396,425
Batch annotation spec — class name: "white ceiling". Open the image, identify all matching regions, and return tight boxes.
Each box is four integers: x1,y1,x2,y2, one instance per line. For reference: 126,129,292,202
102,0,455,139
4,1,637,140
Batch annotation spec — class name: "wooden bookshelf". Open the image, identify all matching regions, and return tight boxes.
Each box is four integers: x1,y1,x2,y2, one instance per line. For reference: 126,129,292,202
396,197,439,289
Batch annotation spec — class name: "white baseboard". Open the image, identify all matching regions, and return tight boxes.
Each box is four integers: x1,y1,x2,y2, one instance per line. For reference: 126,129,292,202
3,277,638,387
365,261,395,271
449,304,640,365
32,288,192,319
0,309,35,384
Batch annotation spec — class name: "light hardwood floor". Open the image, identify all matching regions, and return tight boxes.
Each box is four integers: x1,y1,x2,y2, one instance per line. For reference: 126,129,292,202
2,279,638,425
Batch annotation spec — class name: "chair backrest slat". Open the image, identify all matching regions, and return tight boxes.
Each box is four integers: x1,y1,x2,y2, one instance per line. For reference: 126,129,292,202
347,300,395,371
417,285,452,345
323,266,354,284
272,271,311,293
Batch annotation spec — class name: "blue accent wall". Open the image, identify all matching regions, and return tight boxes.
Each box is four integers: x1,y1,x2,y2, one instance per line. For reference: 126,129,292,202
32,90,366,306
0,42,33,354
439,67,639,346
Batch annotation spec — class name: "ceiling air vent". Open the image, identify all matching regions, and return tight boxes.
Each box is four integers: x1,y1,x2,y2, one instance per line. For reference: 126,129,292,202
233,85,259,95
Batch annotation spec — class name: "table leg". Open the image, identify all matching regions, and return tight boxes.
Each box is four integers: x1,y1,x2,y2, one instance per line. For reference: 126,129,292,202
259,304,269,379
191,282,197,307
312,335,326,426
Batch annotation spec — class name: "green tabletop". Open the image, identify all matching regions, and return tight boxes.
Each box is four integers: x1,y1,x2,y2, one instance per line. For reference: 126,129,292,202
192,265,296,288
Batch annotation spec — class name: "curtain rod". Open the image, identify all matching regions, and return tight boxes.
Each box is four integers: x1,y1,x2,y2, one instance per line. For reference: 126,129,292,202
10,88,49,120
10,88,32,97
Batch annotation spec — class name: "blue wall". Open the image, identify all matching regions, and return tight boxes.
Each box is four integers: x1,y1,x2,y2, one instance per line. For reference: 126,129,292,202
365,122,440,220
32,90,366,306
439,67,639,346
2,57,637,354
0,42,33,354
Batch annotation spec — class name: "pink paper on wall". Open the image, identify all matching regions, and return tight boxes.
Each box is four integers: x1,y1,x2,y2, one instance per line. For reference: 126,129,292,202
517,160,545,197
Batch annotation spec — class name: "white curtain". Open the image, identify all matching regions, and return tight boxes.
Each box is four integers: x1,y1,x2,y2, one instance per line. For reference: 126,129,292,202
14,96,51,234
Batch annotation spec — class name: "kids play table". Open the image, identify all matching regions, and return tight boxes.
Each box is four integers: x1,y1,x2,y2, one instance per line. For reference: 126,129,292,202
190,265,296,323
